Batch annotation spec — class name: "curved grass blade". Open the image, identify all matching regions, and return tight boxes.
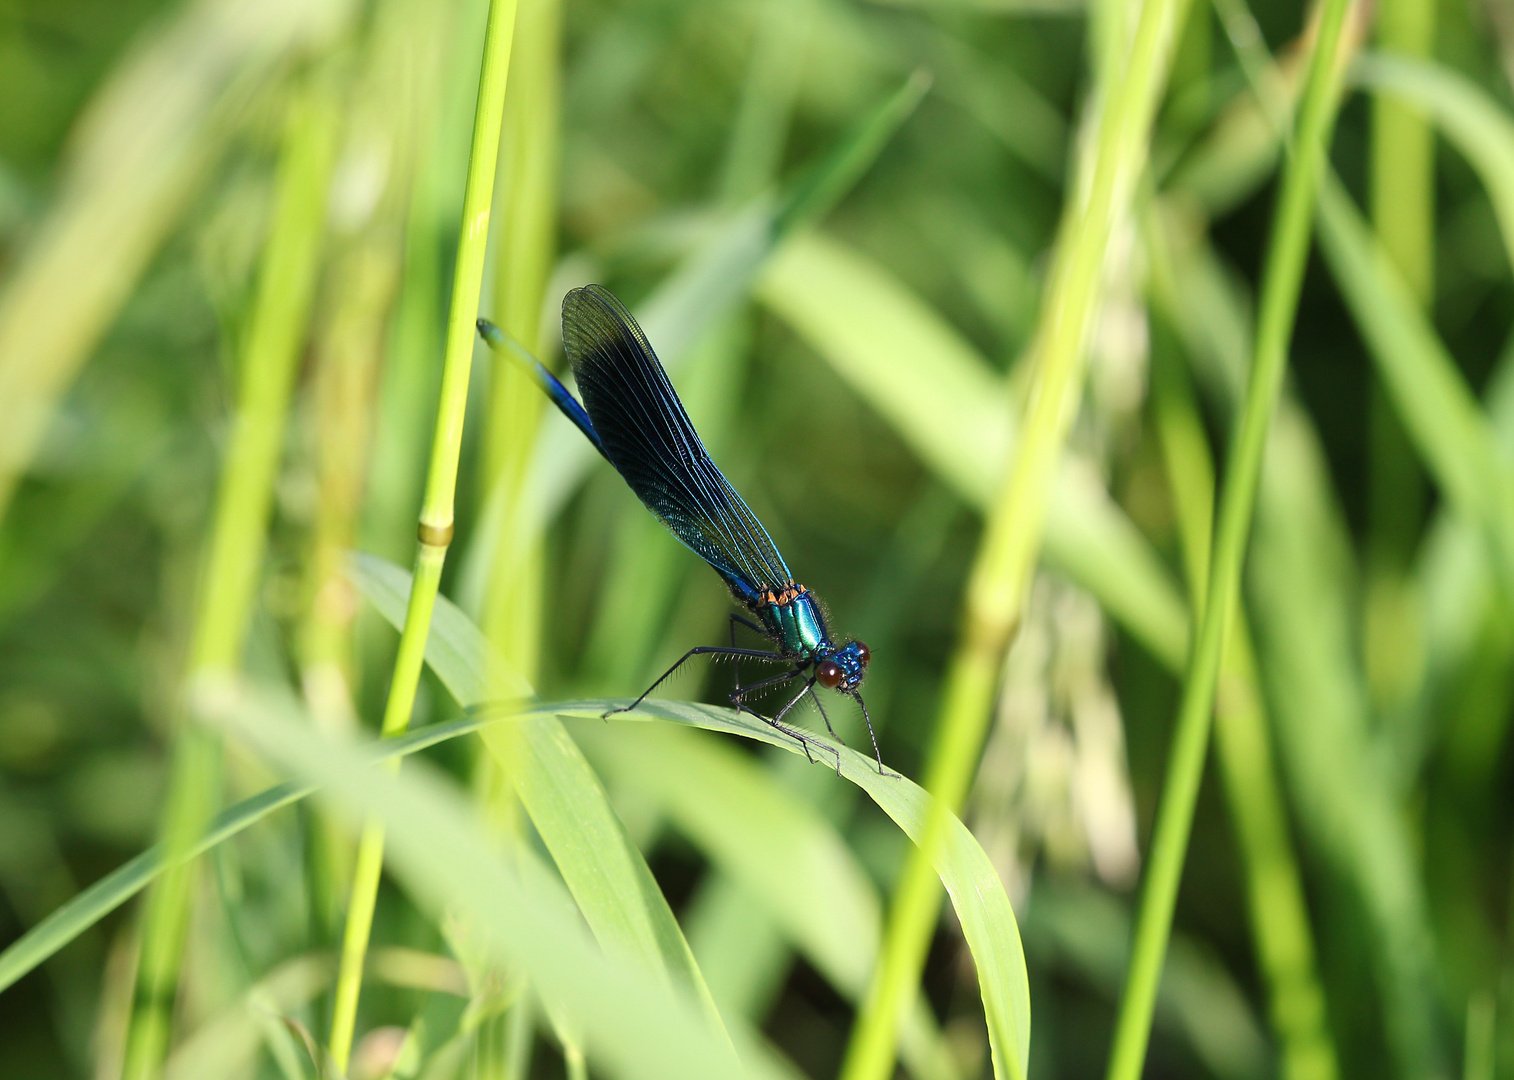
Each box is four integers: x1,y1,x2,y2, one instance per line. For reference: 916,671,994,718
348,555,1029,1080
209,684,791,1080
1315,174,1514,601
6,551,1028,1076
579,721,962,1080
1354,55,1514,276
0,714,491,997
348,553,725,1033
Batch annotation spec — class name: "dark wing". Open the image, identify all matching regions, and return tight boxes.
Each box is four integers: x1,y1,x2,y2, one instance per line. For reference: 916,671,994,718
562,284,793,603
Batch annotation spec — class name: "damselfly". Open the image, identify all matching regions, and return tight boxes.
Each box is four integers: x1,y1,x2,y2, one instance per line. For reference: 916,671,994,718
478,285,890,775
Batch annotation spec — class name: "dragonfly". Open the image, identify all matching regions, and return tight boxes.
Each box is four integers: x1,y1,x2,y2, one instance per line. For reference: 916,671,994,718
477,284,890,775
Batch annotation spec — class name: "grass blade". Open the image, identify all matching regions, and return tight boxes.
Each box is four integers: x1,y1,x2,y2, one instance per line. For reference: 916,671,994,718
350,553,1029,1080
581,722,961,1080
847,0,1193,1072
351,552,725,1035
210,685,787,1080
1105,0,1353,1076
328,0,519,1066
1315,174,1514,600
0,0,355,526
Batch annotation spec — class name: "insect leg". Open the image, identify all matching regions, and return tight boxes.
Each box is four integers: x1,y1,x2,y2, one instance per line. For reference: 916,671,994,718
764,677,841,775
807,684,846,745
851,690,896,777
729,667,803,707
606,645,783,719
727,613,769,715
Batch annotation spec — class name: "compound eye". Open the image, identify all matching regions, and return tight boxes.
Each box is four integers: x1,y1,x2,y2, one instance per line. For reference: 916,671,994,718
815,660,843,689
854,640,871,665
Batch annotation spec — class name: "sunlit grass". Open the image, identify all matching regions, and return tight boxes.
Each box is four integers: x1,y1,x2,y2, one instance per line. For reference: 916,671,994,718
5,0,1514,1077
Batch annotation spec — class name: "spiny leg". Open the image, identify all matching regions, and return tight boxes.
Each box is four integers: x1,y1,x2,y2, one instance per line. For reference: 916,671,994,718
759,710,840,772
765,676,840,774
728,666,804,707
606,644,783,719
727,613,768,716
852,690,897,777
806,683,844,745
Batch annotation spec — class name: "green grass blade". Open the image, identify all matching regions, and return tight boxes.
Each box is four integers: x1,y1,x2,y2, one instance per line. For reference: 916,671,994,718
1025,886,1269,1080
1105,0,1353,1075
581,722,962,1080
125,69,343,1080
351,552,725,1035
756,230,1188,669
328,0,519,1065
1315,174,1514,599
0,0,356,526
1355,55,1514,275
0,714,497,997
1147,215,1342,1080
349,554,1029,1080
209,685,789,1080
1248,408,1447,1076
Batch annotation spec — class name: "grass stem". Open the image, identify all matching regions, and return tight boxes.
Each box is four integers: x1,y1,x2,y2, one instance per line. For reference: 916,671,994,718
1149,314,1339,1080
326,0,520,1069
1102,1,1352,1076
838,1,1190,1077
119,72,338,1080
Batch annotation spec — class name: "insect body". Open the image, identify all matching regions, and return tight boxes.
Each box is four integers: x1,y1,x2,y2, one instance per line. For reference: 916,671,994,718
478,285,888,774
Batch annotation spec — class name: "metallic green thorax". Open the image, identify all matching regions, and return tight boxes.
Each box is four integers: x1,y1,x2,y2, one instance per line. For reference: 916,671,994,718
752,586,832,658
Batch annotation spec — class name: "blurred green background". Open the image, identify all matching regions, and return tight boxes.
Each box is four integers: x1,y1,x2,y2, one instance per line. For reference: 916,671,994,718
3,0,1513,1076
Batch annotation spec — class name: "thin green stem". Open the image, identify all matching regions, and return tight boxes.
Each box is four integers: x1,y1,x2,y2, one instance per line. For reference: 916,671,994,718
327,0,519,1070
839,1,1190,1077
1365,0,1434,712
1149,314,1339,1080
1103,1,1352,1077
120,73,338,1080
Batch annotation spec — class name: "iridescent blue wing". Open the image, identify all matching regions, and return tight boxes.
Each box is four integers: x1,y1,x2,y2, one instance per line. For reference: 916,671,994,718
561,284,793,604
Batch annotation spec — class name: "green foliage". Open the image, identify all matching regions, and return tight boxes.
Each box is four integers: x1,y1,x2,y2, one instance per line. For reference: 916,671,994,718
9,0,1514,1078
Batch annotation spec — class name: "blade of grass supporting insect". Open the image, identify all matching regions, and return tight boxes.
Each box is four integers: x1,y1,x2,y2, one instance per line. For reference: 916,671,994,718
121,73,340,1080
0,0,354,529
842,2,1190,1077
327,1,518,1069
1147,302,1339,1080
351,553,1025,1075
348,551,728,1044
1103,1,1351,1075
211,686,790,1080
580,722,962,1080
